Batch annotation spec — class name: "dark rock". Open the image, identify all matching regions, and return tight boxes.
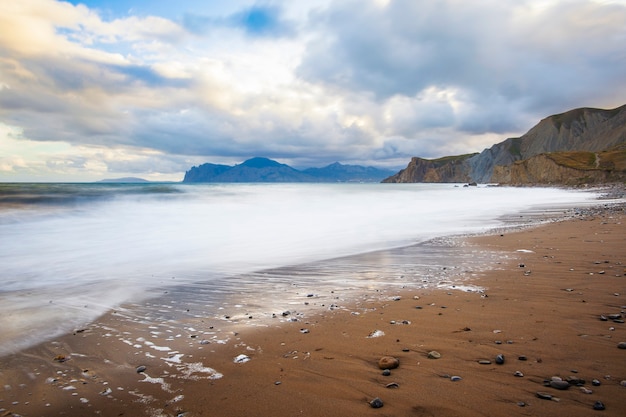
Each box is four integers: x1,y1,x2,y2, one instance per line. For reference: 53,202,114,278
385,382,399,389
618,342,626,349
592,379,601,386
518,355,527,361
549,380,570,390
382,369,391,376
450,376,462,381
495,354,505,364
536,392,553,400
593,401,606,411
514,371,524,377
369,397,384,408
136,365,147,373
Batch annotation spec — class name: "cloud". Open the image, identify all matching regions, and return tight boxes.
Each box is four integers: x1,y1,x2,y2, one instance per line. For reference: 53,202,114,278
1,0,626,181
298,0,626,133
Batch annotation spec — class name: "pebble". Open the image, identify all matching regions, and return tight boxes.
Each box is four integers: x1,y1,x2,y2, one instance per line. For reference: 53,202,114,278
450,376,462,382
136,365,147,373
495,354,505,364
549,380,570,390
592,379,601,386
621,380,626,387
427,351,441,359
369,397,384,408
618,342,626,349
593,401,606,411
579,387,593,394
382,369,391,376
378,356,400,370
536,392,553,400
385,382,399,389
300,328,310,334
518,355,527,361
478,360,491,365
514,371,524,377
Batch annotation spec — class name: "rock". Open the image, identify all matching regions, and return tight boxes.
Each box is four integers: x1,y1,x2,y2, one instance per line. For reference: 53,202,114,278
514,371,524,377
369,397,384,408
382,369,391,376
592,379,601,386
378,356,399,370
617,342,626,349
518,355,527,361
549,380,570,390
536,392,553,400
593,401,606,410
478,360,491,365
580,387,593,394
495,354,505,364
136,365,147,373
450,376,462,381
427,351,441,359
385,382,399,389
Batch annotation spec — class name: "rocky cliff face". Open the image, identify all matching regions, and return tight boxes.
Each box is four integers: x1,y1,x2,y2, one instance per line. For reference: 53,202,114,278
384,104,626,184
492,148,626,185
382,154,475,183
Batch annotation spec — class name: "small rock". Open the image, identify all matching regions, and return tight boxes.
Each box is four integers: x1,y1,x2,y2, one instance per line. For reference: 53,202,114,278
274,381,281,385
617,342,626,349
369,397,384,408
518,355,527,361
478,360,491,365
593,401,605,411
427,351,441,359
382,369,391,376
549,380,570,390
514,371,524,377
495,354,505,364
385,382,399,389
579,387,593,394
592,379,601,386
378,356,400,370
300,328,310,334
536,392,552,400
494,340,502,345
517,401,526,407
450,376,462,381
136,365,147,373
620,380,626,387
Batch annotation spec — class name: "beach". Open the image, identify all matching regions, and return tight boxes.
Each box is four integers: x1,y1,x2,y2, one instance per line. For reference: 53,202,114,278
0,200,624,416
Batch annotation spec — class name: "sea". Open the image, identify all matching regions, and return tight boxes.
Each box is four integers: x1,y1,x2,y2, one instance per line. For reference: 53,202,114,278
0,182,609,356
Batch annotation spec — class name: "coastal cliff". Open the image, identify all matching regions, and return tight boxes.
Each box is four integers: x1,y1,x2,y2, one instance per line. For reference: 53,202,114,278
384,104,626,184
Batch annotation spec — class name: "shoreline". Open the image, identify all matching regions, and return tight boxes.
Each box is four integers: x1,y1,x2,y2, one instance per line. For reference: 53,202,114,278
1,202,625,416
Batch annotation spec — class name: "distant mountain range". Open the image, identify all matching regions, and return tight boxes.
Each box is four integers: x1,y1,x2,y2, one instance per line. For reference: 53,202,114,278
183,157,395,183
383,104,626,185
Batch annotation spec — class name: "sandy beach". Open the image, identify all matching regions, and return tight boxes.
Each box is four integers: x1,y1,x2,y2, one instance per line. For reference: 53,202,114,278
1,203,625,417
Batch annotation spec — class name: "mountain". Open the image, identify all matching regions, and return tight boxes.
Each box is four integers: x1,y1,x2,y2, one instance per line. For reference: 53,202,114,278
97,177,149,183
383,104,626,185
302,162,395,182
183,157,393,183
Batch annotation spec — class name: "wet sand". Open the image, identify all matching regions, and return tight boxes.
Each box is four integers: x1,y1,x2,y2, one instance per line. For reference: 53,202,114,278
1,205,625,417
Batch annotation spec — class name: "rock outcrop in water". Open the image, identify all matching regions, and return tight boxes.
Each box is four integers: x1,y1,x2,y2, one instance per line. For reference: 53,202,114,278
383,104,626,185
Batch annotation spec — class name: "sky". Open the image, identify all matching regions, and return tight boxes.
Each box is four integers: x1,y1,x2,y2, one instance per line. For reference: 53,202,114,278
1,0,625,182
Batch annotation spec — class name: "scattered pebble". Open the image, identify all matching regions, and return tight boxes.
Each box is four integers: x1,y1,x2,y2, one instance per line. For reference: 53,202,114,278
450,376,462,382
518,355,527,361
367,330,385,338
495,354,505,364
369,397,384,408
385,382,399,389
378,356,399,370
579,387,593,394
592,379,601,386
478,360,491,365
549,380,570,390
136,365,147,373
593,401,606,411
514,371,524,377
427,351,441,359
382,369,391,376
617,342,626,349
536,392,553,400
300,328,310,334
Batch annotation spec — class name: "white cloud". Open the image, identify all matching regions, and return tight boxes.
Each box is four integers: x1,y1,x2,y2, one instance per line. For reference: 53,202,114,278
1,0,625,181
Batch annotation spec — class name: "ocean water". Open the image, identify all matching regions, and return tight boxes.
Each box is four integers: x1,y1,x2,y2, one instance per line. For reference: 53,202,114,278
0,182,603,355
